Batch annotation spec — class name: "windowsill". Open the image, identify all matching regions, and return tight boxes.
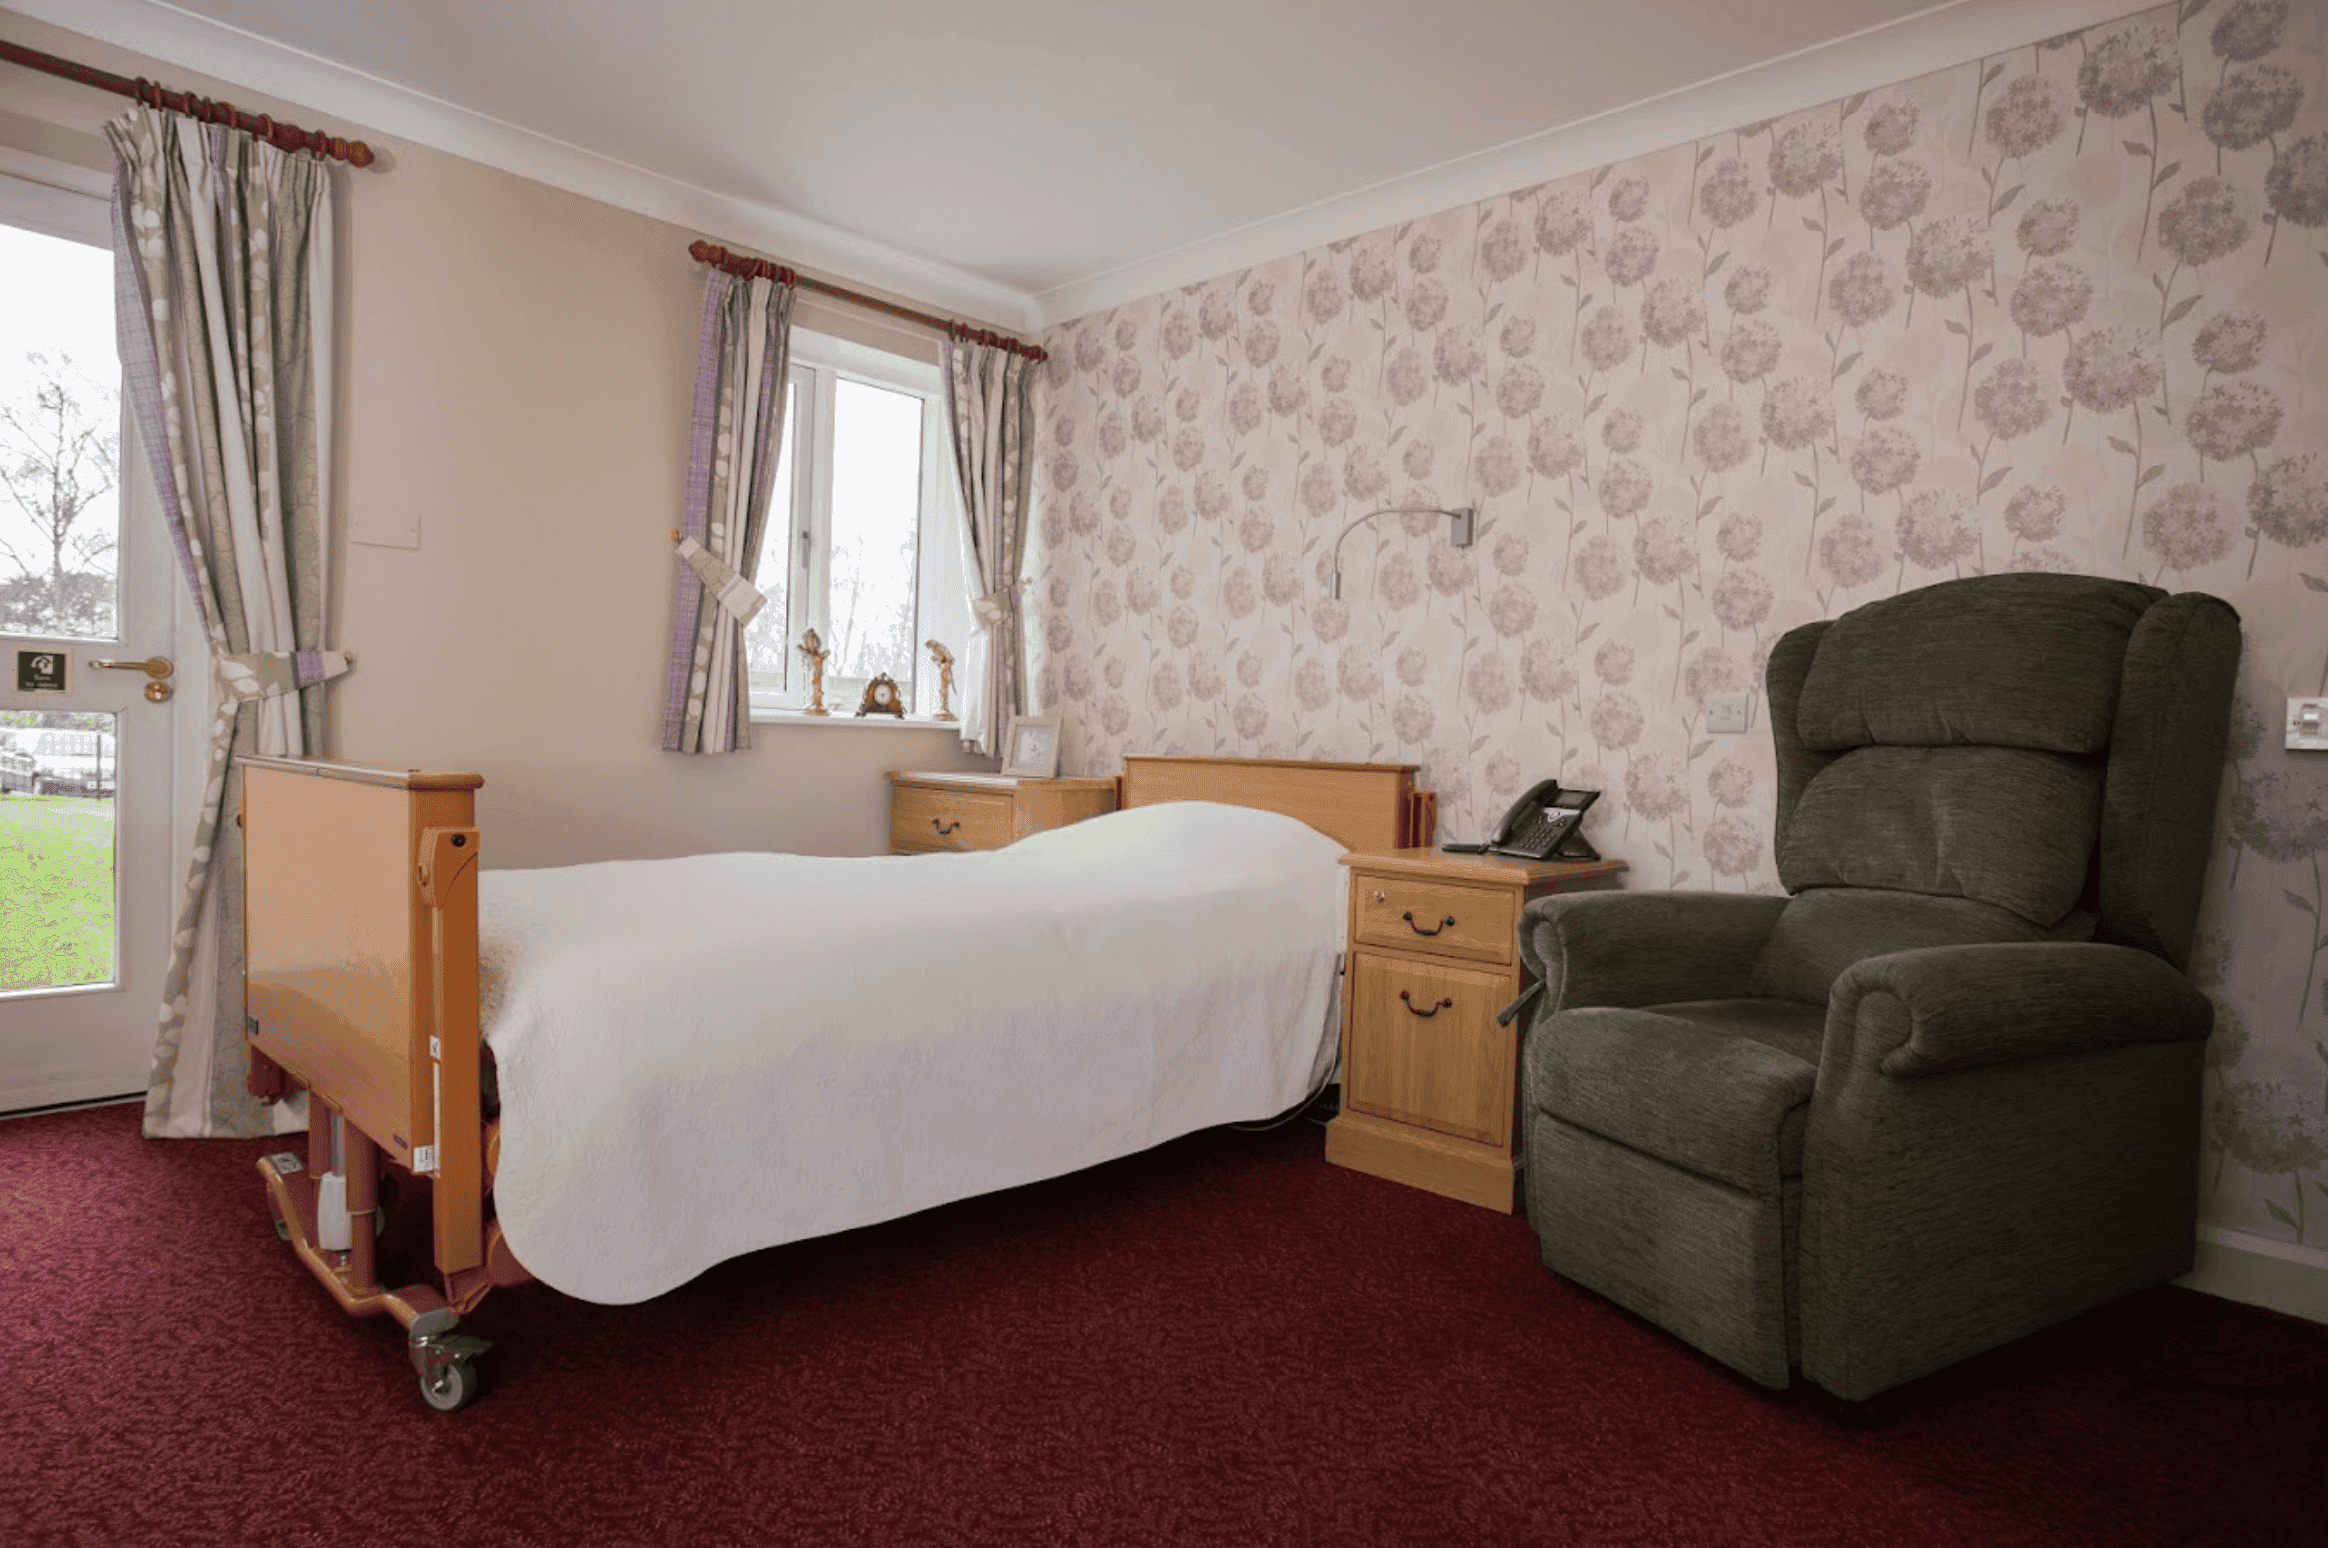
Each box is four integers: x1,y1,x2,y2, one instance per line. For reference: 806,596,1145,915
750,708,967,731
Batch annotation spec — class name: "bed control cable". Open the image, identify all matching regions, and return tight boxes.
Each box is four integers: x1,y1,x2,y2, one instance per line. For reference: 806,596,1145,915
1230,1069,1339,1132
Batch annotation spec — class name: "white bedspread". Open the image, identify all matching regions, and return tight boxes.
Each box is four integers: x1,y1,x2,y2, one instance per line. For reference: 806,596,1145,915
476,801,1348,1304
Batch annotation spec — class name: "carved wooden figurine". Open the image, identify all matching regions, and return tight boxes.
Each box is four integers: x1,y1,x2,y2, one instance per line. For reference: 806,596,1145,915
798,628,831,716
925,639,957,722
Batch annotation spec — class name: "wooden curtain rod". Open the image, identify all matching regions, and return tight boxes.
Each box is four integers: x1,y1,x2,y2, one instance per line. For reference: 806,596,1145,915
688,240,1046,363
0,38,375,167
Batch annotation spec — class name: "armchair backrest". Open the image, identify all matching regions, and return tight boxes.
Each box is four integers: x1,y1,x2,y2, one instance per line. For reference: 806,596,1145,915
1758,575,2239,998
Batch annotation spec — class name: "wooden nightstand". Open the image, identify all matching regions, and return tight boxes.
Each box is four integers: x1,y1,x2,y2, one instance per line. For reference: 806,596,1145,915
1326,847,1625,1211
885,770,1117,854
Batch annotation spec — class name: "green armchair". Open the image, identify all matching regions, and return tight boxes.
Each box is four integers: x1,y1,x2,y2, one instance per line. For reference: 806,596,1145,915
1516,573,2241,1403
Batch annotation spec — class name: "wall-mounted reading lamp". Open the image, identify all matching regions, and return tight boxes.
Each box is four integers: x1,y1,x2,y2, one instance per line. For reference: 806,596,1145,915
1327,506,1476,600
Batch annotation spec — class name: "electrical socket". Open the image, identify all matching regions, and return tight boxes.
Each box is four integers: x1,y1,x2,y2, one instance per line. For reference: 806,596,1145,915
2290,697,2328,752
1706,693,1750,734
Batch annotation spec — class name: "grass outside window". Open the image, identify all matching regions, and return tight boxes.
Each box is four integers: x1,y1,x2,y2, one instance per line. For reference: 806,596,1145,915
0,793,114,992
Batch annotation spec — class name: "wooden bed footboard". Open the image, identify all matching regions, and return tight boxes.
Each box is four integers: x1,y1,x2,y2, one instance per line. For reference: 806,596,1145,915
240,754,525,1411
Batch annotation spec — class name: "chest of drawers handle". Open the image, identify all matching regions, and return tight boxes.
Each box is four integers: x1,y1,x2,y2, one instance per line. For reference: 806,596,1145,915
932,818,961,835
1402,910,1457,937
1399,990,1455,1018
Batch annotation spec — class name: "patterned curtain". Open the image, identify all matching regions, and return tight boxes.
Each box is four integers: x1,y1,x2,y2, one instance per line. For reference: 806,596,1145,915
941,336,1036,756
106,105,347,1139
662,268,794,753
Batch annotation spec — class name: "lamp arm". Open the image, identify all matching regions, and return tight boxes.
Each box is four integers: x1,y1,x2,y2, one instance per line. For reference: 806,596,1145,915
1327,506,1476,600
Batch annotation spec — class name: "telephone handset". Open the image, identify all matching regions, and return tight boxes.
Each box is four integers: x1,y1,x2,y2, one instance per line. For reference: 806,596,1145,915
1443,779,1601,861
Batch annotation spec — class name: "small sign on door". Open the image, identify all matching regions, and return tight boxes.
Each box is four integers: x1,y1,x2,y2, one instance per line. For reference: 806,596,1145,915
13,648,70,694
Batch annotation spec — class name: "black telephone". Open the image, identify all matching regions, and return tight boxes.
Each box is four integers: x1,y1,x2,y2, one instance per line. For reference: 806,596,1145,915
1444,779,1601,861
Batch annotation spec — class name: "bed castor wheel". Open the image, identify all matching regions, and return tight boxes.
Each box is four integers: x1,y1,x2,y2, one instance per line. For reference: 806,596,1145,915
410,1324,493,1414
417,1356,484,1413
272,1214,290,1242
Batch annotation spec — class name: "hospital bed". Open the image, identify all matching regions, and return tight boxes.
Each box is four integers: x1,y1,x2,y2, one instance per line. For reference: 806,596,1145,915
239,753,1432,1410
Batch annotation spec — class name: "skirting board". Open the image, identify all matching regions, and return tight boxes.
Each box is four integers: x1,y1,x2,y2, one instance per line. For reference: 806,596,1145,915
2176,1226,2328,1326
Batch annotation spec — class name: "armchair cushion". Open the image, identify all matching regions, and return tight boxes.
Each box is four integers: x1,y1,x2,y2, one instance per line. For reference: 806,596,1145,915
1527,1000,1825,1194
1795,573,2158,755
1778,745,2104,926
1748,887,2088,1006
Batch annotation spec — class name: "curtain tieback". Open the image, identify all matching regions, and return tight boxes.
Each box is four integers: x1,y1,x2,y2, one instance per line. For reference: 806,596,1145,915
676,534,767,625
972,582,1020,627
215,649,354,702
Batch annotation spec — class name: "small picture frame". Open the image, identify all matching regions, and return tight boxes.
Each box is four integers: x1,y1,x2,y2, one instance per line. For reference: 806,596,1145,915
999,714,1062,778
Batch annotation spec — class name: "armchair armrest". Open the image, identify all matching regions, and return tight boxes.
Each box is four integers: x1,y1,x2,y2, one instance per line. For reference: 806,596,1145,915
1802,939,2213,1403
1825,941,2212,1081
1519,891,1788,1011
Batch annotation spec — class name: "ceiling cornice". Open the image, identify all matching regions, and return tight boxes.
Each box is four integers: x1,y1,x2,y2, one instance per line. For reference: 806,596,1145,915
8,0,2155,335
2,0,1047,331
1026,0,2150,326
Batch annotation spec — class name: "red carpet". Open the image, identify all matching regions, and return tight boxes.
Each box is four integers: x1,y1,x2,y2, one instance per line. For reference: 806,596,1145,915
2,1100,2320,1547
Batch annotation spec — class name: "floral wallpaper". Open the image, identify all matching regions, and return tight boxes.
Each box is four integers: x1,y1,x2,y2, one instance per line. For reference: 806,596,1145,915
1026,1,2328,1254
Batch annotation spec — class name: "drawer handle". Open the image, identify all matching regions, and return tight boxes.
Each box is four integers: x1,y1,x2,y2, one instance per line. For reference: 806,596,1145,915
1399,990,1455,1018
932,818,961,835
1402,911,1457,937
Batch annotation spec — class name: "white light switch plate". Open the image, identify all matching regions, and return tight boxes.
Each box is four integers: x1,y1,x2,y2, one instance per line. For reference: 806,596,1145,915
1706,693,1750,734
2291,697,2328,752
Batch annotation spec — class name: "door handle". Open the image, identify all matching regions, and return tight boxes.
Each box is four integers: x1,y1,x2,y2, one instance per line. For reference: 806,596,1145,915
91,656,172,678
91,655,173,701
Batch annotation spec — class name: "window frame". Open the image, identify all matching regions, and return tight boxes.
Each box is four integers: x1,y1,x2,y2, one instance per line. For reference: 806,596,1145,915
749,327,966,720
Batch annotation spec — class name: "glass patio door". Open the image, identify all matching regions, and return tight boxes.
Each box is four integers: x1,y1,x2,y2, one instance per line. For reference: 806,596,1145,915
0,196,180,1113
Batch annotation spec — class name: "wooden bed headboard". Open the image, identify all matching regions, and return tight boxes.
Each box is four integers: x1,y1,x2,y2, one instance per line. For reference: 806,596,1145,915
1118,755,1431,853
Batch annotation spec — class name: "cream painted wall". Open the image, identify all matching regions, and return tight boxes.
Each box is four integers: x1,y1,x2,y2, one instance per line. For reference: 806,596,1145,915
0,12,997,868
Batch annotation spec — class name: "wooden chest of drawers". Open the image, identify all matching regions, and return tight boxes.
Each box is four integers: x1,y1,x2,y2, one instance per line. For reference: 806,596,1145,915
1327,847,1624,1211
884,770,1117,854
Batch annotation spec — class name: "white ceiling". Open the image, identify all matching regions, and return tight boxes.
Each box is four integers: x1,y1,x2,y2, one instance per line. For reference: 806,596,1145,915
10,0,2140,330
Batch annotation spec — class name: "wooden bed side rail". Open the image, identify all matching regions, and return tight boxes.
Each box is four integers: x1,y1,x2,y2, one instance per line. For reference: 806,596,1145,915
241,755,487,1274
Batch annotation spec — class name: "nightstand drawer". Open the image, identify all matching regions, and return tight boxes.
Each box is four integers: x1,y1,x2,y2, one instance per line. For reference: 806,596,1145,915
1352,875,1516,965
1342,950,1515,1148
891,786,1015,852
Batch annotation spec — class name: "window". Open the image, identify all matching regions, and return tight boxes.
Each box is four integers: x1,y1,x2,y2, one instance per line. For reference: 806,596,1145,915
744,329,969,718
0,214,119,642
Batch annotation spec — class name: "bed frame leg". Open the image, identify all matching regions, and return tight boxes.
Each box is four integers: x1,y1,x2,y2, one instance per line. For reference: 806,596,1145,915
260,1090,501,1412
